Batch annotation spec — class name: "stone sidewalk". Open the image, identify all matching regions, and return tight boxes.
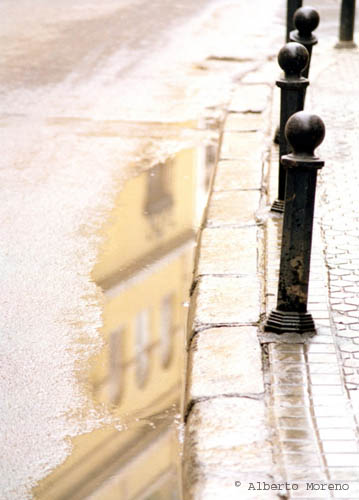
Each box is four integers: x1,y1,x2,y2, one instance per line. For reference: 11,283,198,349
182,2,359,499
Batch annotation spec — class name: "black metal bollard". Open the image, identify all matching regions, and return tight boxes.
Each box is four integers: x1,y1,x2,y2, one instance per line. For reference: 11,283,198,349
274,6,317,146
286,0,303,42
271,43,309,214
265,111,325,334
290,7,320,79
337,0,357,47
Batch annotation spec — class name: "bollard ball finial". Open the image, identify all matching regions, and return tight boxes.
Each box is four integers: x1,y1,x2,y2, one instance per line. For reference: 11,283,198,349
285,111,325,157
278,42,309,78
294,7,320,38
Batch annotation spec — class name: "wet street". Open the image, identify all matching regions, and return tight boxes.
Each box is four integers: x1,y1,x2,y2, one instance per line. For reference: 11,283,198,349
1,0,219,87
0,1,283,498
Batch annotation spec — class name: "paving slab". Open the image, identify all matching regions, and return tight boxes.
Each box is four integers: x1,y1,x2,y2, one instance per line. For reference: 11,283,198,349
228,84,271,113
185,326,264,403
225,112,264,133
195,226,258,277
188,275,260,336
220,131,265,161
205,190,260,228
213,159,262,191
183,398,276,500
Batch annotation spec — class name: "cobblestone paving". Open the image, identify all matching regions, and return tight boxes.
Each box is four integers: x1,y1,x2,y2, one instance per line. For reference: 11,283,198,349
313,50,359,402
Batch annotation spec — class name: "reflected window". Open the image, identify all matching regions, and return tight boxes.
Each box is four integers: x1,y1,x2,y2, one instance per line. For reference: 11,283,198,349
135,309,150,388
160,294,174,367
109,328,123,404
144,163,173,216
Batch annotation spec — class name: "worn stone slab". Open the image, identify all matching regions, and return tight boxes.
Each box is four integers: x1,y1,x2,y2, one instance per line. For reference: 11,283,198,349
188,275,260,333
207,47,261,64
220,131,265,161
213,159,262,191
183,398,274,500
225,112,264,132
205,190,260,227
228,84,271,113
195,226,257,277
185,327,264,404
242,60,278,85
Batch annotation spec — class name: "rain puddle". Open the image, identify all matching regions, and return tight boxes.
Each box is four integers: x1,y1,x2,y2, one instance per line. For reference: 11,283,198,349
32,125,216,500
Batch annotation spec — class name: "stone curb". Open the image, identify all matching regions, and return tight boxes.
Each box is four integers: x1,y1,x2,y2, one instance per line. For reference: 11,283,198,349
182,78,279,499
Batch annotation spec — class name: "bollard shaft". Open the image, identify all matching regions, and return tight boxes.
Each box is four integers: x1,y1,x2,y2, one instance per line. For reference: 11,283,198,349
277,84,308,201
286,0,303,41
339,0,356,42
277,167,318,312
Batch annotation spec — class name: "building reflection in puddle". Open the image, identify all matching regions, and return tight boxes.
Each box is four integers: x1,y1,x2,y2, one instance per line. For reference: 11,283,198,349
33,144,213,499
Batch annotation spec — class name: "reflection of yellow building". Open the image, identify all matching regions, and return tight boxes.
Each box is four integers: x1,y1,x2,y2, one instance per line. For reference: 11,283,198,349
33,148,198,500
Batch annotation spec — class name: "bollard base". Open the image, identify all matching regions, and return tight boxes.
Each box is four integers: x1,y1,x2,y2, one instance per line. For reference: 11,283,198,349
271,199,284,214
264,309,316,334
335,40,357,49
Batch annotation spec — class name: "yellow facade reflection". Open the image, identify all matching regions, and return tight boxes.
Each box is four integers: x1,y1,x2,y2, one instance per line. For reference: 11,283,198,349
33,147,199,500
